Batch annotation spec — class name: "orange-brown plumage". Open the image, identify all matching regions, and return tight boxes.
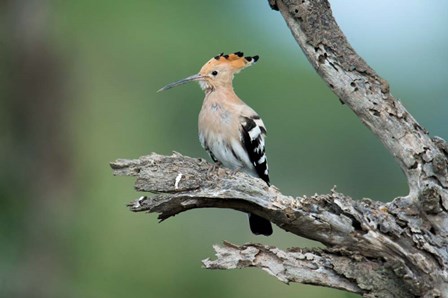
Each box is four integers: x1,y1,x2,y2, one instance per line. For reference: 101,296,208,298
197,52,259,91
200,52,256,74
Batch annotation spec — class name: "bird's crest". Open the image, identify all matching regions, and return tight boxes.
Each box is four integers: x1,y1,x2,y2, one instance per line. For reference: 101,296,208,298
200,52,259,74
157,51,259,92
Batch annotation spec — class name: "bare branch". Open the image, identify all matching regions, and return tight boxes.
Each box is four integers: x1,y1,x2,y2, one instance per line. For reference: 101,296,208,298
203,242,414,297
112,153,367,247
203,242,362,294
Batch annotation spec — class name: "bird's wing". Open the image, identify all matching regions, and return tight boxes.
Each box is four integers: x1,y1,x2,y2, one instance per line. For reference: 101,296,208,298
240,115,270,185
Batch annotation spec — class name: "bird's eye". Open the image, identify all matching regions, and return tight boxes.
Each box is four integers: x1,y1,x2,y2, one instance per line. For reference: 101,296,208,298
211,71,218,76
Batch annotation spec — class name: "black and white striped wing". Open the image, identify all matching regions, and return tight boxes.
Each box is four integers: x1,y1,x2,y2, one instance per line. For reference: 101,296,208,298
240,115,270,185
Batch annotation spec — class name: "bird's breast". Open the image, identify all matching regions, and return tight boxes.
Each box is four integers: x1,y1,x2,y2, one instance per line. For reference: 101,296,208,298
198,100,253,171
198,101,236,138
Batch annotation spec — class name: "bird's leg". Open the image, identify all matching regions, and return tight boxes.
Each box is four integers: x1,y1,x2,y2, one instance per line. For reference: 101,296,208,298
230,166,243,176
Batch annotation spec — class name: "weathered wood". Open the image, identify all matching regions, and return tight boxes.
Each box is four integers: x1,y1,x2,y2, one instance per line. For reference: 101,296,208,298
203,242,412,297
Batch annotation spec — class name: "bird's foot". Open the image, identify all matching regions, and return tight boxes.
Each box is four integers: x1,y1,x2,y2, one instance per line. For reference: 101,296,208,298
207,162,222,177
230,166,242,176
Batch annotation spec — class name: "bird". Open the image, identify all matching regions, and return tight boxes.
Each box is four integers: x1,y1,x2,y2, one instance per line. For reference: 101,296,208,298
158,52,273,236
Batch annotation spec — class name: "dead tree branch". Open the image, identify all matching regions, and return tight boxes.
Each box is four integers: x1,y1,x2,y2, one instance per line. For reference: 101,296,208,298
111,0,448,296
269,0,448,214
203,242,410,297
111,151,447,297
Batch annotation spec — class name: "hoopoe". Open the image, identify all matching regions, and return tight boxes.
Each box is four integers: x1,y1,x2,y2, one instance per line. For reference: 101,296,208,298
158,52,273,236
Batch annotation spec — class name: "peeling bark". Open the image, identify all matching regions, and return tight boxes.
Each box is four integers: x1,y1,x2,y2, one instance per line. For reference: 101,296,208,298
111,0,448,296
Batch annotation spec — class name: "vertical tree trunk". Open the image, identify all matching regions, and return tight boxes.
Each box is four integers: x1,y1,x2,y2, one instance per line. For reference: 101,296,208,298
2,1,73,297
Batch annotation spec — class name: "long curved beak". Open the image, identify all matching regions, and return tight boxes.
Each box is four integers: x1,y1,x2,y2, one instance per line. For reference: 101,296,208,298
157,74,205,92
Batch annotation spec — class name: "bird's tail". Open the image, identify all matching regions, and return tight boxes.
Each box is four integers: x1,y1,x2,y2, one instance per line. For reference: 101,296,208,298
248,213,273,236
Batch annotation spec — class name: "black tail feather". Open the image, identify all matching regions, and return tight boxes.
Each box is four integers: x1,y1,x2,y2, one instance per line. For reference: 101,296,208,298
248,213,273,236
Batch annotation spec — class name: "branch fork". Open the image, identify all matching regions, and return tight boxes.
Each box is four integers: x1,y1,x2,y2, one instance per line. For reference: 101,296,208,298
111,0,448,296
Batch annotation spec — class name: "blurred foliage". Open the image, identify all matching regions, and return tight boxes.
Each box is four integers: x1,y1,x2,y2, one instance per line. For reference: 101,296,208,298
1,0,447,297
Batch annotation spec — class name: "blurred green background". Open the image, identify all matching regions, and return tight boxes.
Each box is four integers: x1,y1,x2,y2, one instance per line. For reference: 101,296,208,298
1,0,447,297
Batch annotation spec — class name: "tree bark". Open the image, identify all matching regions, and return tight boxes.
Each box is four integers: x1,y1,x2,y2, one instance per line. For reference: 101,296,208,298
111,0,448,297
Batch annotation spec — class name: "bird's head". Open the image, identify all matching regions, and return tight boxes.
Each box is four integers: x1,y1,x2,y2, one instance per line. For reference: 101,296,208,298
158,52,259,92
